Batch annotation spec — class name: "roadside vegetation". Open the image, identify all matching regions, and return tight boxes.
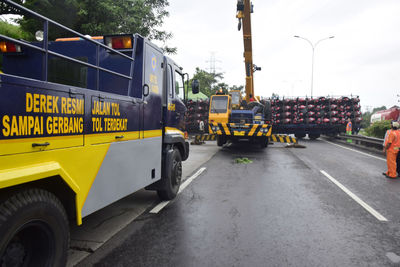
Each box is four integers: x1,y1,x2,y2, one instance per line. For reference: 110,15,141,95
359,106,389,139
360,120,391,139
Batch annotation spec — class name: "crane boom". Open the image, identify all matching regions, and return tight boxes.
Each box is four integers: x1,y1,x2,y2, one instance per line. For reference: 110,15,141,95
236,0,260,102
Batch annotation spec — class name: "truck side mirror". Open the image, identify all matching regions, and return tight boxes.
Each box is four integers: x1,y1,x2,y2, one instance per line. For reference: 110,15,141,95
192,79,199,94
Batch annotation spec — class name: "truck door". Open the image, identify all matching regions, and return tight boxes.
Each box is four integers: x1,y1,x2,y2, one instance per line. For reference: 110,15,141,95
165,62,186,132
142,43,163,139
0,80,84,156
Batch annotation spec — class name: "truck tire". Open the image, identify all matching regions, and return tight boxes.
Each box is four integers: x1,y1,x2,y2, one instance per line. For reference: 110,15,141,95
295,134,306,139
217,136,224,147
0,188,69,267
308,134,320,140
157,148,182,200
259,137,269,148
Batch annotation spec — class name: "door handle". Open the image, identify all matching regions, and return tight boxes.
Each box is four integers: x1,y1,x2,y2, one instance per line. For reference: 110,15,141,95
32,142,50,148
115,135,125,140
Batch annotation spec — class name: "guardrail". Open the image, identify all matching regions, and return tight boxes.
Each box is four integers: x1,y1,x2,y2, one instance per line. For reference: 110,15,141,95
332,134,383,150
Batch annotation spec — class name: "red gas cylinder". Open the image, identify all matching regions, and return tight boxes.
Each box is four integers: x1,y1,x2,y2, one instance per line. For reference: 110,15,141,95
283,112,292,117
307,117,316,123
330,117,339,123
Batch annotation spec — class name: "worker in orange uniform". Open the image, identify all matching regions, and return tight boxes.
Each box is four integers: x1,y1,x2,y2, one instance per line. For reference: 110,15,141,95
346,118,352,143
383,121,400,179
249,94,255,102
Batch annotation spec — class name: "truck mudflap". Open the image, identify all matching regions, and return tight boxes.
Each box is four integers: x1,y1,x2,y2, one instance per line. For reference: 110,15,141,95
208,122,272,137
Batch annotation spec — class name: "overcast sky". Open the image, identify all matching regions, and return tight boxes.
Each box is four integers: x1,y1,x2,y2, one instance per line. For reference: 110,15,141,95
158,0,400,112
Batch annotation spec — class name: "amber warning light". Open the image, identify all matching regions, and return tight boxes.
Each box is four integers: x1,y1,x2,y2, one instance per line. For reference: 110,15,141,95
0,41,22,53
104,35,133,50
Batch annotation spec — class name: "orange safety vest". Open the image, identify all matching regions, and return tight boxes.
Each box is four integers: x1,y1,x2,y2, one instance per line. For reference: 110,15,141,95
386,129,400,152
393,130,400,151
346,122,352,132
384,129,391,146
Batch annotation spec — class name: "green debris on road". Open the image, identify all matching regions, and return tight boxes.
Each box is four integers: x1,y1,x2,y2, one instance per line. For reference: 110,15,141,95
235,157,253,164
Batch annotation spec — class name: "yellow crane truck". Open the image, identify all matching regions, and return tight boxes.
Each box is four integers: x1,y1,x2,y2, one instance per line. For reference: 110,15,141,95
208,0,272,148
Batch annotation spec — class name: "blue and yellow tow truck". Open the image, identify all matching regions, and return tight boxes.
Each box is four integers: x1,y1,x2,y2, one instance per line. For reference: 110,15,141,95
0,0,198,265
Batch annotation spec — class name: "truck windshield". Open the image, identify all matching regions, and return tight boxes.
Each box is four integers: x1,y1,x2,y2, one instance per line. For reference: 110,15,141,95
210,96,228,113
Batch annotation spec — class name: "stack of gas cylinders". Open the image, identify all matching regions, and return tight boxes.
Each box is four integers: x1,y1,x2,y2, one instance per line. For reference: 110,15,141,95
269,96,362,126
185,99,209,133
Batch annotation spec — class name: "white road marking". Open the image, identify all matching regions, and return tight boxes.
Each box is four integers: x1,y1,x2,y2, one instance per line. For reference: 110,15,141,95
323,140,385,162
320,170,388,222
149,167,207,214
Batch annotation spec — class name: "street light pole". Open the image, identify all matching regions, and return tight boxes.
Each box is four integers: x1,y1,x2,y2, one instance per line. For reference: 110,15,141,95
294,35,334,97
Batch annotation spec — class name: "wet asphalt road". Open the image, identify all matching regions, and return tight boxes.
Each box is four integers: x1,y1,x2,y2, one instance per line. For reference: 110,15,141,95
78,139,400,266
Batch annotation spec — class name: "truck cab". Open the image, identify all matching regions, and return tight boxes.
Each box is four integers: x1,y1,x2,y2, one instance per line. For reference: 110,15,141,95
209,94,232,126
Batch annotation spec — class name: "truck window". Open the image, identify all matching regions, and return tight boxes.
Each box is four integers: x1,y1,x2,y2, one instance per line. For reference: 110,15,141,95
211,96,229,113
231,91,240,105
174,71,184,100
48,57,88,88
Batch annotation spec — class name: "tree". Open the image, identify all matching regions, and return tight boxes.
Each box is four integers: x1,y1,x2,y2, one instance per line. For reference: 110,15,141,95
229,85,244,92
191,67,223,97
1,0,175,53
0,20,32,40
213,82,229,94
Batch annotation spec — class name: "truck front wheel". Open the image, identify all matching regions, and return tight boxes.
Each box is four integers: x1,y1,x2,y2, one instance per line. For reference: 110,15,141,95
259,137,269,148
157,148,182,200
0,188,69,267
217,136,225,147
308,134,320,140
